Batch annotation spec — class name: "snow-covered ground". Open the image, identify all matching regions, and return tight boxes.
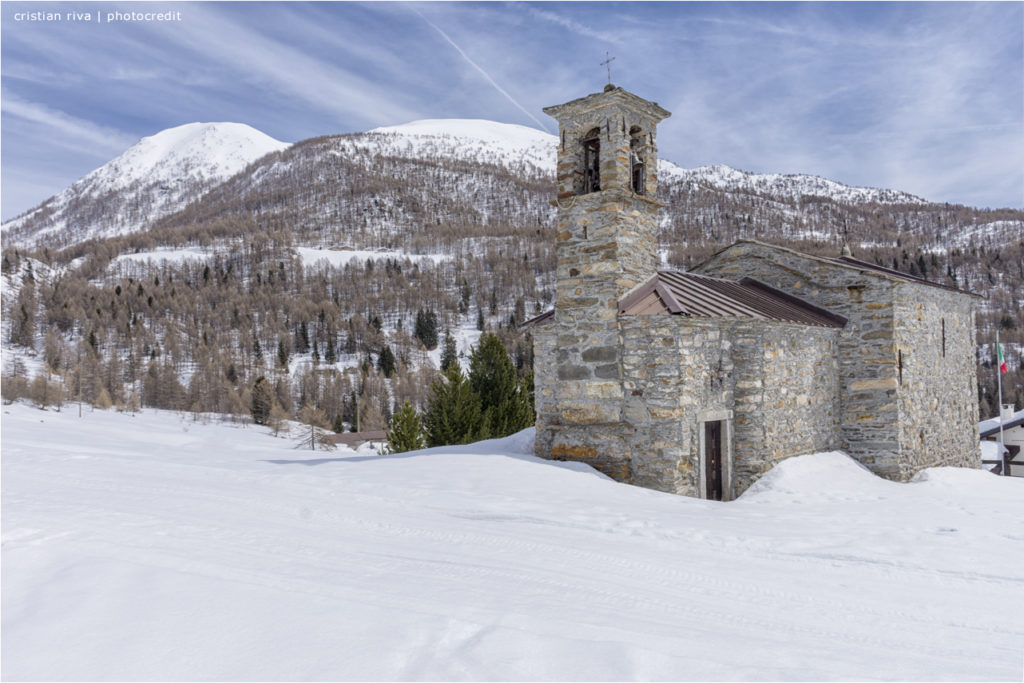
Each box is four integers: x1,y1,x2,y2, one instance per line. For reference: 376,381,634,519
296,246,450,268
2,403,1022,681
112,247,213,267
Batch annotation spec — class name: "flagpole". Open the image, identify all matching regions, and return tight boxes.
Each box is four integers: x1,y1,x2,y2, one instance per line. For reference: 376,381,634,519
997,329,1005,474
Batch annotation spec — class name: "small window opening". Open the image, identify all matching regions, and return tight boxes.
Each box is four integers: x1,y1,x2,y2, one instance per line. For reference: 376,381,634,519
898,350,903,386
941,318,946,358
581,128,601,194
629,126,645,195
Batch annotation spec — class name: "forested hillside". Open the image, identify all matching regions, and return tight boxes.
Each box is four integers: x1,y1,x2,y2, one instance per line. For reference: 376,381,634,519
3,120,1021,426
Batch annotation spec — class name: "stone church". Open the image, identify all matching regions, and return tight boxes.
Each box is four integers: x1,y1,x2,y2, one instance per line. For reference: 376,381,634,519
530,85,981,500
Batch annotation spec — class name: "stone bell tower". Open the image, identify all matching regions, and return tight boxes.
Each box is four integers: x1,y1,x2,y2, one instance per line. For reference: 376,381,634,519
533,85,671,479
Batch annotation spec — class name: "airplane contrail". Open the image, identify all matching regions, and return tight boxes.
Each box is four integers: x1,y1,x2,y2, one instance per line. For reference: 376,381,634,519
413,9,551,132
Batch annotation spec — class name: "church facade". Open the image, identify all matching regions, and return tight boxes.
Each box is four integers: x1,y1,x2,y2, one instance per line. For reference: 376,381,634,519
531,86,980,500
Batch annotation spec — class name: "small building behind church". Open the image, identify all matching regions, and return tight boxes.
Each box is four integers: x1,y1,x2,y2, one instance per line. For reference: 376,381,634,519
530,85,981,500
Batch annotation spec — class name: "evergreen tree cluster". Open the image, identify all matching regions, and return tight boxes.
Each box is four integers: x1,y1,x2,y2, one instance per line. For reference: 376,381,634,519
387,333,533,454
413,309,439,350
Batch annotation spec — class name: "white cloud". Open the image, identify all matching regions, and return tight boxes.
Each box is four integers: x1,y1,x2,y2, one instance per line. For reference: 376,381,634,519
1,94,136,157
163,5,421,129
525,6,623,45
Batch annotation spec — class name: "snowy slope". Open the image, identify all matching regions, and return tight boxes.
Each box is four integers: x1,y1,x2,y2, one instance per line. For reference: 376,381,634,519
2,123,290,247
663,163,927,205
3,403,1022,681
296,246,450,268
945,219,1024,249
369,118,557,172
4,117,939,252
368,120,929,206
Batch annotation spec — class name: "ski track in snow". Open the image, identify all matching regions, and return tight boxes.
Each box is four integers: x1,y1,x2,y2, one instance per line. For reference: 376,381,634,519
2,404,1023,681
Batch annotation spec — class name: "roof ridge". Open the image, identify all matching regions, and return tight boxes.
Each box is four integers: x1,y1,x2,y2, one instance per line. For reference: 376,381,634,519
692,241,981,298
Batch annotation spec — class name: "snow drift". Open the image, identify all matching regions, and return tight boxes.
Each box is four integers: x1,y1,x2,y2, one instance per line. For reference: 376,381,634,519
2,403,1022,681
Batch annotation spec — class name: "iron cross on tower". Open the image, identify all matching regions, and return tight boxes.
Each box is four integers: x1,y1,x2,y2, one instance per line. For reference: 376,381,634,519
600,52,615,85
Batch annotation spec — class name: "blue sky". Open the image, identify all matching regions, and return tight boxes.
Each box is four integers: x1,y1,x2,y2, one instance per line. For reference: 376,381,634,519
2,1,1022,221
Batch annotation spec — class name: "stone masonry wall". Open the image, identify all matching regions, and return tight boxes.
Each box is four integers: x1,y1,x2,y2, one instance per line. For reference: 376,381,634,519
728,320,842,493
696,242,978,479
695,243,902,475
616,316,840,498
892,281,980,477
618,317,732,495
538,307,842,498
533,314,634,481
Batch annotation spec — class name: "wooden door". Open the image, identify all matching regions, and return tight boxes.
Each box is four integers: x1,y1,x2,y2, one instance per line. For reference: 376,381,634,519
704,420,723,501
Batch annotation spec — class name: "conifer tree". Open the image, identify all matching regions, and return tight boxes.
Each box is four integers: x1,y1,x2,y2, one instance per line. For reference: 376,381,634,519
440,332,458,373
251,376,273,425
414,309,439,350
386,400,425,453
325,337,337,364
468,333,533,438
377,344,396,378
276,340,289,373
295,321,310,354
423,364,486,447
514,297,526,328
10,283,36,348
349,390,359,431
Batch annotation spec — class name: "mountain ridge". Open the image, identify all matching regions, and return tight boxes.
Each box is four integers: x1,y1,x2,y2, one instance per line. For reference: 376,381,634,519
4,118,939,250
2,122,290,248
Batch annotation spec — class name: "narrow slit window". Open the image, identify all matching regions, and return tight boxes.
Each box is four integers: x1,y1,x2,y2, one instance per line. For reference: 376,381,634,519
898,350,903,386
581,128,601,194
941,318,946,358
629,126,645,195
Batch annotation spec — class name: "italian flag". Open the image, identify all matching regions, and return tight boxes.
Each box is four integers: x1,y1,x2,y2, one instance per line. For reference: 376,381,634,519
998,343,1008,374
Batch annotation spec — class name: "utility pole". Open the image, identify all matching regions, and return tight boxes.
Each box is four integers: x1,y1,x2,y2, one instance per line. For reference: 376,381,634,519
77,333,83,418
997,329,1005,474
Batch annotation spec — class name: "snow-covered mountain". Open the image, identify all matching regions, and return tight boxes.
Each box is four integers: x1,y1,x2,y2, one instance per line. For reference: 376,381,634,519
3,117,942,251
368,119,557,173
366,119,927,205
663,163,927,205
2,122,290,248
368,120,926,203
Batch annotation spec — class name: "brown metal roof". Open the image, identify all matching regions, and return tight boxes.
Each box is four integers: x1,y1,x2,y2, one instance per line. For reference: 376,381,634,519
619,271,847,328
519,309,554,329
